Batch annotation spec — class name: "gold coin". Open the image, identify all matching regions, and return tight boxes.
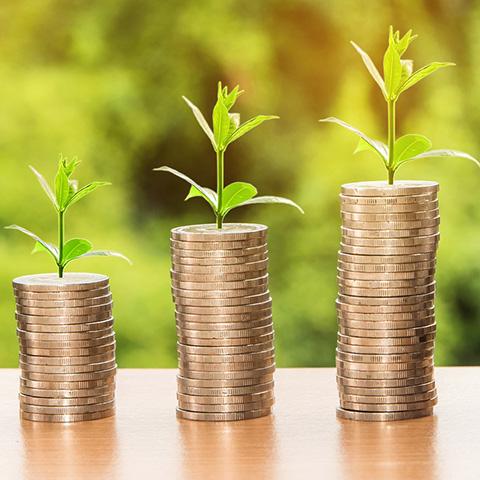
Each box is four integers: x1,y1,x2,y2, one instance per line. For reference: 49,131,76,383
176,317,272,331
336,300,433,314
172,274,269,292
20,399,115,415
340,243,438,256
340,181,438,197
17,329,115,350
338,260,436,273
341,208,440,222
13,273,109,292
172,292,271,307
16,301,113,317
341,225,439,239
339,388,436,404
336,304,434,320
178,364,275,380
337,341,435,355
19,392,114,406
19,341,116,358
177,341,274,356
336,364,434,379
336,407,433,421
179,357,275,372
21,366,116,382
175,310,271,323
340,191,437,205
17,318,114,333
341,233,439,247
336,357,433,371
177,323,273,339
20,359,116,374
178,348,275,364
171,223,267,242
337,292,435,307
171,285,267,299
20,407,115,423
340,200,439,213
338,282,435,298
177,380,274,396
177,390,273,405
175,299,272,316
338,323,437,338
176,374,274,389
16,311,113,325
14,286,111,300
337,268,436,281
337,275,435,289
177,397,274,413
171,259,269,275
176,407,271,421
337,380,435,396
170,238,266,251
20,384,114,398
336,374,434,388
342,217,440,230
171,252,268,266
171,244,268,258
177,332,274,347
20,376,115,390
336,349,433,364
339,396,438,412
338,252,435,265
337,332,435,346
15,293,113,309
171,269,268,283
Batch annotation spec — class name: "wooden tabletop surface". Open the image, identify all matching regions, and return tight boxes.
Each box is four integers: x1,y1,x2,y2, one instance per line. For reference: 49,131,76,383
0,367,478,480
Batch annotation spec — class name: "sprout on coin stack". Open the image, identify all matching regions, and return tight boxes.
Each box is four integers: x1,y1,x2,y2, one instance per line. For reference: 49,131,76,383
155,82,303,421
6,157,130,423
320,27,479,421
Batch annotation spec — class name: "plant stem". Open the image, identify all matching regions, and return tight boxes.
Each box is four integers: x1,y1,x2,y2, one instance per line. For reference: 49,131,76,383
58,210,65,278
216,149,224,229
387,99,396,185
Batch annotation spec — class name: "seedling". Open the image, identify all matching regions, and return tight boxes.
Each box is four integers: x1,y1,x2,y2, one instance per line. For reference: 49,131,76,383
6,156,131,277
155,82,303,228
320,26,479,184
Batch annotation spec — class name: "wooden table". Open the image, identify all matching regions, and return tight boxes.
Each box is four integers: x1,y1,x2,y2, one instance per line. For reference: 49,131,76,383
0,368,478,480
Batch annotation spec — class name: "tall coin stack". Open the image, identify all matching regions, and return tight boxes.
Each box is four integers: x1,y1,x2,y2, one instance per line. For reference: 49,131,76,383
14,273,116,423
335,181,439,421
170,224,275,421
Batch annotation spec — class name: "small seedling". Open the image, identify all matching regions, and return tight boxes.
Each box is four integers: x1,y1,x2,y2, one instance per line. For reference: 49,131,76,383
320,26,479,184
6,156,131,277
155,82,303,228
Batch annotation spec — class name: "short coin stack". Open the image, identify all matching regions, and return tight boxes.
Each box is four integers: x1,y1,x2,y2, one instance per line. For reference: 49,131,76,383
14,273,116,423
336,181,439,421
170,224,275,421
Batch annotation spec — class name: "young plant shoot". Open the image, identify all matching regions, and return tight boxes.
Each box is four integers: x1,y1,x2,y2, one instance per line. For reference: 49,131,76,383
6,156,131,277
320,26,480,184
155,82,303,228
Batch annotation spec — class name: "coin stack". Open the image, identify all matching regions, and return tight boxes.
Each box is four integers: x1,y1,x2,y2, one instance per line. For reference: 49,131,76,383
170,224,275,421
336,181,439,421
14,273,116,423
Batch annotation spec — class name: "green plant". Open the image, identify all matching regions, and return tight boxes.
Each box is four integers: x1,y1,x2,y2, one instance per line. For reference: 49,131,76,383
320,26,479,184
6,156,131,277
155,82,303,228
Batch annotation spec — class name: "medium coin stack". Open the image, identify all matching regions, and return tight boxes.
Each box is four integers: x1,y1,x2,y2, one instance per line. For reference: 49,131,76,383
170,224,275,421
14,273,116,423
336,181,439,421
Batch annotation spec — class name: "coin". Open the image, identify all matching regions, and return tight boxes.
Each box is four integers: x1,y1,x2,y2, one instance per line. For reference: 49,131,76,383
336,349,433,364
170,238,266,251
19,392,114,406
338,260,436,273
20,349,115,366
20,399,115,415
179,357,275,372
339,252,435,265
17,318,114,333
337,341,435,355
20,384,114,398
339,387,436,404
176,317,273,332
20,376,115,390
341,233,439,247
340,200,439,213
19,342,116,358
175,310,272,323
177,332,274,347
337,381,435,396
171,269,268,282
336,407,433,421
13,273,109,292
177,380,274,397
171,259,269,274
14,286,111,300
176,407,271,421
336,304,434,320
342,217,440,230
336,374,434,388
20,359,117,374
172,292,271,307
341,181,439,197
337,362,433,377
17,328,114,343
177,323,273,339
337,292,435,306
171,224,267,242
15,301,113,317
21,366,116,382
336,300,433,314
340,244,437,256
178,364,275,380
177,341,274,356
337,332,435,346
175,299,272,315
171,252,268,266
171,285,267,299
337,275,435,288
171,274,269,292
339,396,437,412
341,208,440,221
178,348,275,364
171,244,268,258
177,397,274,413
20,407,115,423
16,311,113,325
340,191,437,205
15,293,113,308
338,324,436,337
176,374,274,389
341,225,440,239
177,390,273,405
338,282,435,298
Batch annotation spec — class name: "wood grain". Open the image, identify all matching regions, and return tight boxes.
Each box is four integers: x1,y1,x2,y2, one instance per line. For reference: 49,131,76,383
0,368,478,480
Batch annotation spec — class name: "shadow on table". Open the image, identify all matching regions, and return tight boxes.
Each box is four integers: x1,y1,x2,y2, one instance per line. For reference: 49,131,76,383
337,414,439,480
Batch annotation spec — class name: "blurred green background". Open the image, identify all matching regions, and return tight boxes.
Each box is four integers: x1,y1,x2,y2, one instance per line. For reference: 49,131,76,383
0,0,478,367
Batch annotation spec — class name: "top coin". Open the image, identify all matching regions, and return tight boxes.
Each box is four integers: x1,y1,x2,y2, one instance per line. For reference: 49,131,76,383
13,273,109,292
341,181,439,197
171,224,267,242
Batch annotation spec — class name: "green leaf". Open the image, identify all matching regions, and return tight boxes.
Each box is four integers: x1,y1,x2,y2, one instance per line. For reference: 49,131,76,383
405,149,480,168
61,238,92,266
153,166,217,211
182,96,216,150
393,134,432,167
32,241,50,255
29,165,59,209
220,182,257,215
395,30,416,56
185,185,218,210
225,115,279,147
5,225,59,261
55,161,70,210
234,195,304,214
350,41,387,99
319,117,388,162
213,83,231,150
353,138,388,167
383,30,403,99
398,62,455,94
223,85,243,110
65,181,111,209
79,250,132,265
63,157,80,177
